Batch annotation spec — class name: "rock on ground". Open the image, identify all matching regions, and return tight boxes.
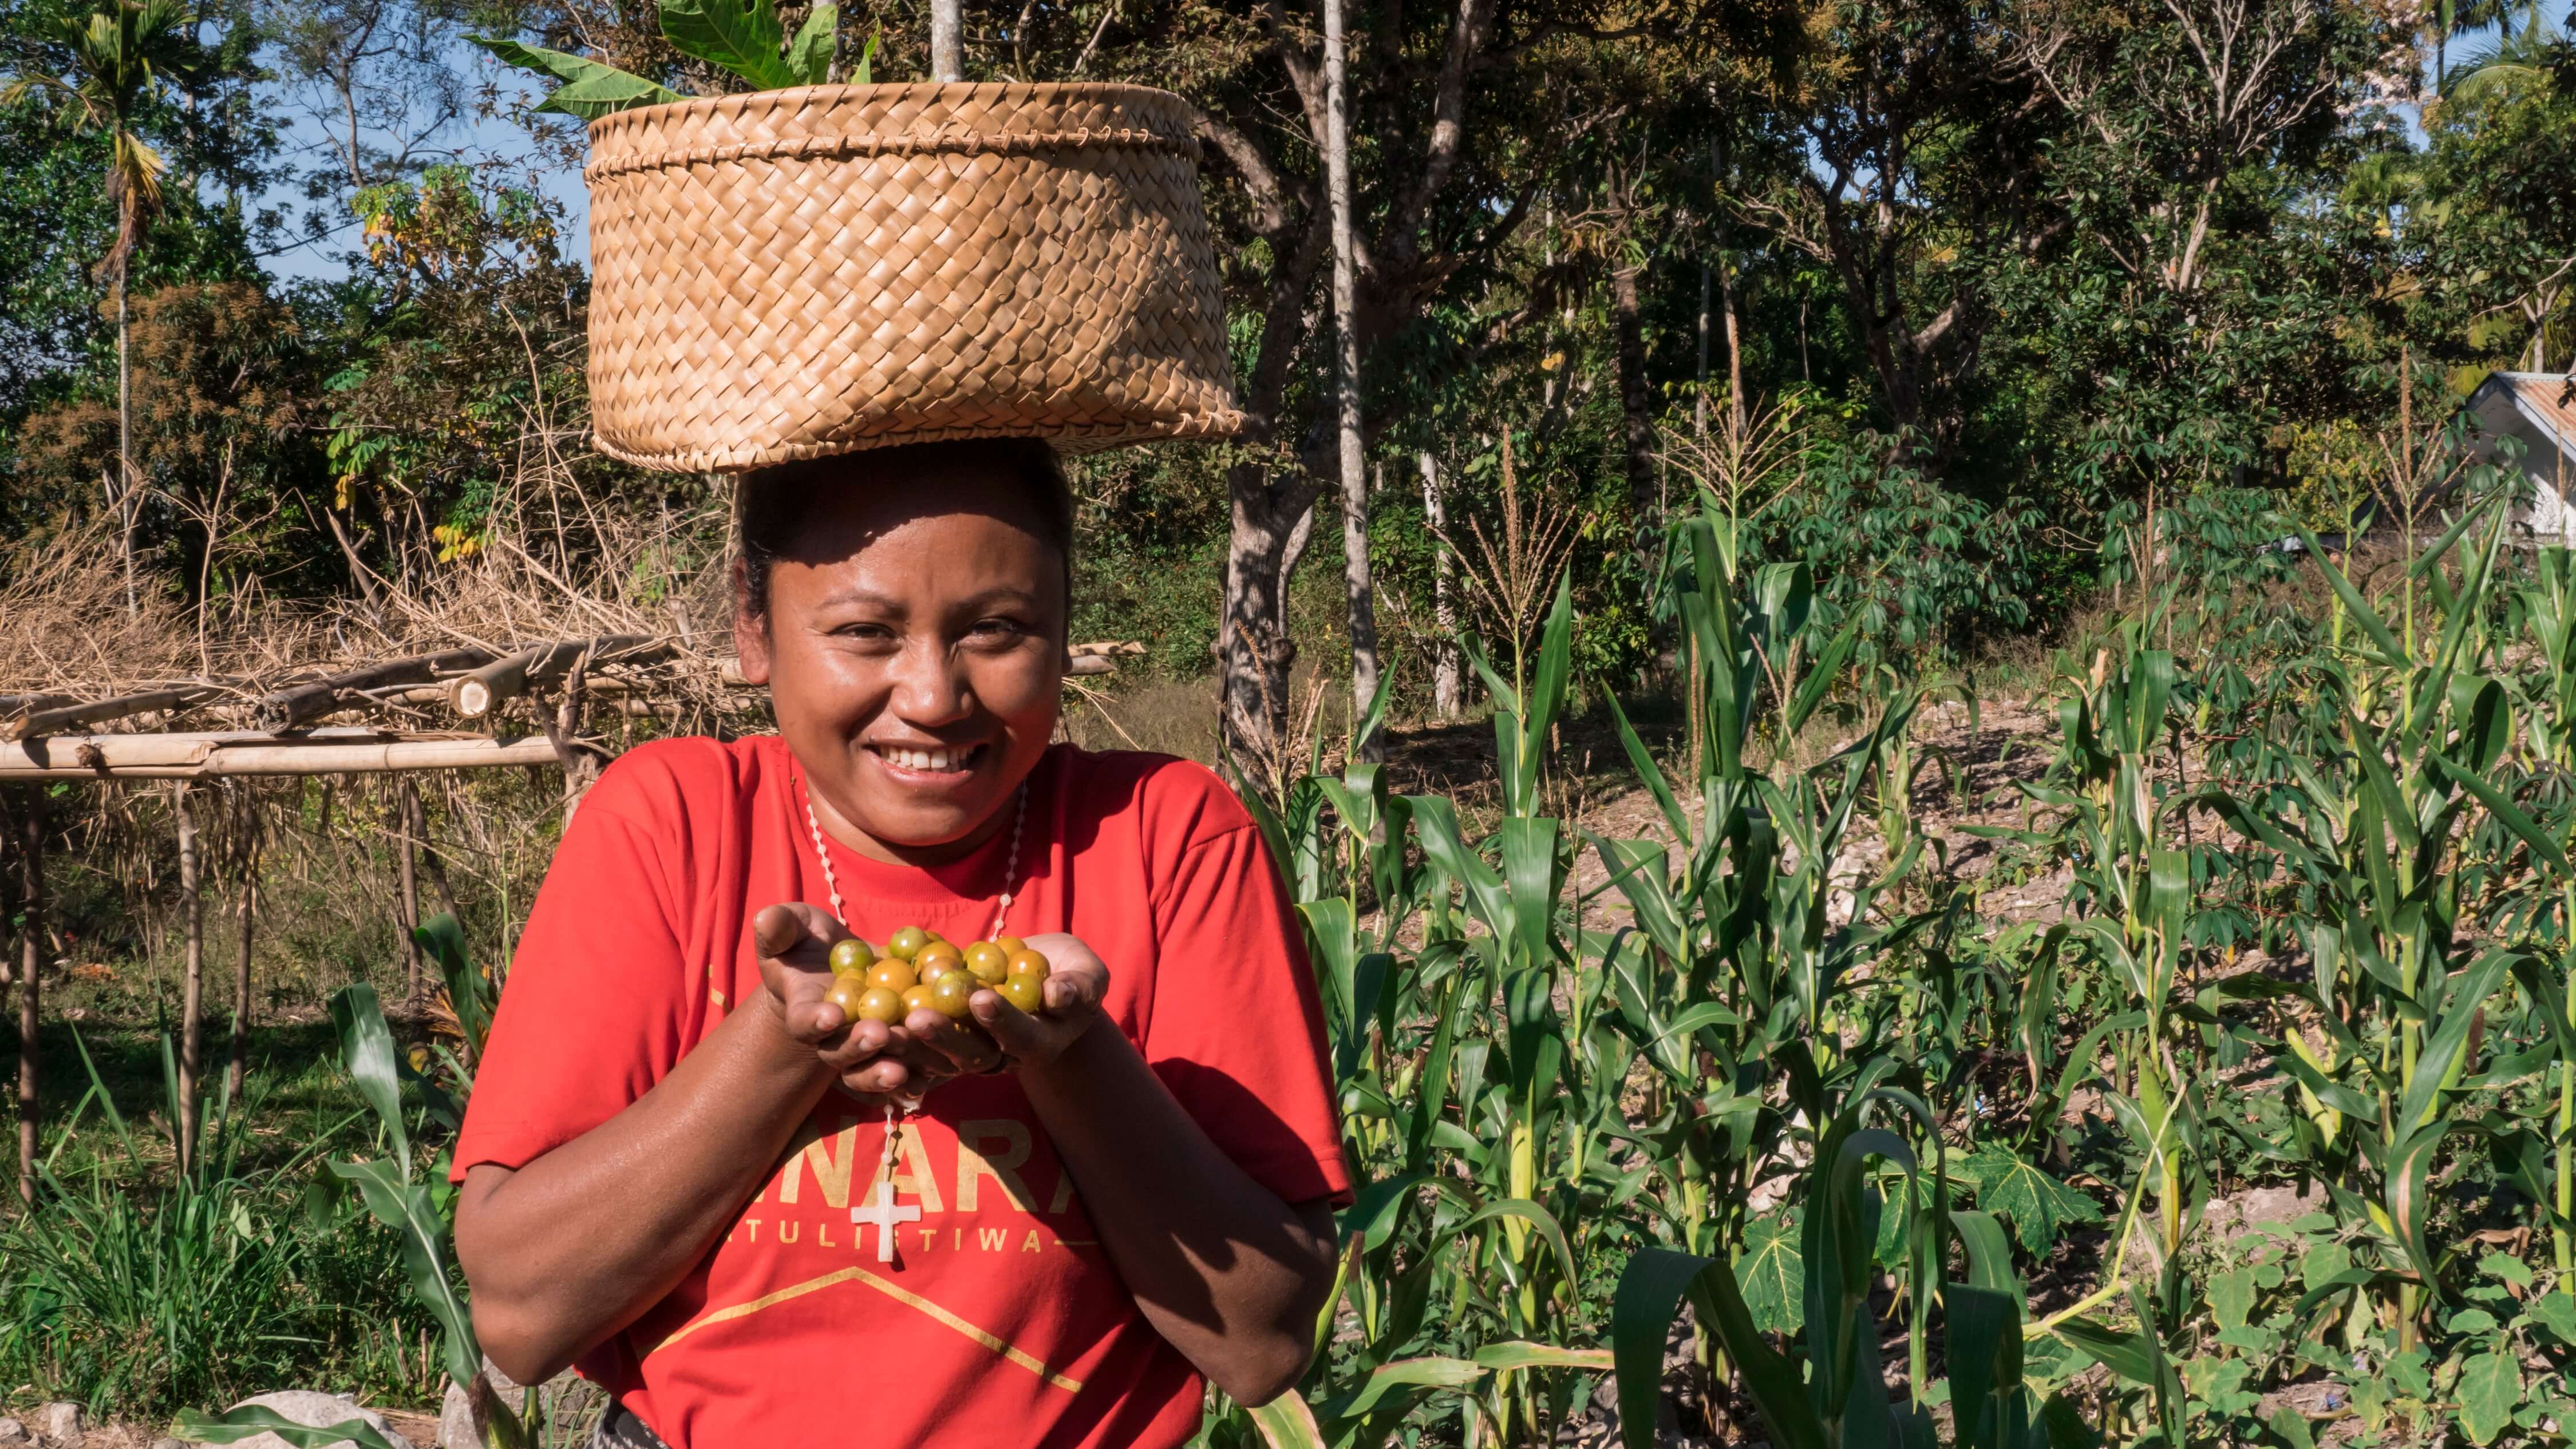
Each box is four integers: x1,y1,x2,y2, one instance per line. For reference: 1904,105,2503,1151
217,1392,397,1449
0,1417,25,1446
35,1402,81,1447
438,1359,602,1448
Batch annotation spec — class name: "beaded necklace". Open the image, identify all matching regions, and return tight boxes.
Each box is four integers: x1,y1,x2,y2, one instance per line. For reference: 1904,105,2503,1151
798,773,1029,1266
800,777,1029,944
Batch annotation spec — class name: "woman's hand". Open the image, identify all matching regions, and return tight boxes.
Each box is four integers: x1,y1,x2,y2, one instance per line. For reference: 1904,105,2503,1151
752,904,924,1098
955,932,1111,1072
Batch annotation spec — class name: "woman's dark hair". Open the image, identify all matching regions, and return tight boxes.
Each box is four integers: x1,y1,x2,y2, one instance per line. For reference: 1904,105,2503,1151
734,438,1075,621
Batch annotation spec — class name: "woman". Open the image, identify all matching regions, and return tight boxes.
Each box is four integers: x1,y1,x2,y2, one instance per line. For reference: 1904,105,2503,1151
451,438,1348,1449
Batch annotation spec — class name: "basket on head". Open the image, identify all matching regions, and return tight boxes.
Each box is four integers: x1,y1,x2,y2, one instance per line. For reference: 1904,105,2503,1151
584,82,1246,473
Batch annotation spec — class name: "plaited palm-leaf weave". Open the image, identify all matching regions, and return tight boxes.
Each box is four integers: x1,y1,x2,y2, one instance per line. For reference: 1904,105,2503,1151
585,82,1245,472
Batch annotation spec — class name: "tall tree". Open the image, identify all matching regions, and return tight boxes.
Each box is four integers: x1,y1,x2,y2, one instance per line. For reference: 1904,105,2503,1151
1741,0,2058,449
1322,0,1380,755
4,0,209,615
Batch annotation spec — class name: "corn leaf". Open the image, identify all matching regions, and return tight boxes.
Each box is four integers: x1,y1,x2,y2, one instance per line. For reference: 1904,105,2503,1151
169,1408,412,1449
1244,1389,1328,1449
327,984,409,1169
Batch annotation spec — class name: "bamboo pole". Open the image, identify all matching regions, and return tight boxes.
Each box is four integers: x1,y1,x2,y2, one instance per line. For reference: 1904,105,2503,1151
0,733,566,779
10,787,42,1203
449,636,662,720
228,820,258,1103
2,684,228,742
176,782,204,1175
399,780,424,1002
254,647,493,730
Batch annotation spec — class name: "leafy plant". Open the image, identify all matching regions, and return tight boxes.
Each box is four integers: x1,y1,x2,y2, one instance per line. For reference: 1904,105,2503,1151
468,0,875,121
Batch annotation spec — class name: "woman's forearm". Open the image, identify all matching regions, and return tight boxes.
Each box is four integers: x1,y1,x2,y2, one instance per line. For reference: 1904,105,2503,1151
1018,1019,1338,1404
455,1001,833,1383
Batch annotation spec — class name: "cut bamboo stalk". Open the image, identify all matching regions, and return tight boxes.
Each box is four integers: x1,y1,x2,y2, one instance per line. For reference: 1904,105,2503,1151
0,734,567,779
254,647,492,730
399,780,423,1002
228,833,258,1103
449,636,664,719
176,782,204,1174
10,787,42,1203
3,727,460,772
2,684,229,741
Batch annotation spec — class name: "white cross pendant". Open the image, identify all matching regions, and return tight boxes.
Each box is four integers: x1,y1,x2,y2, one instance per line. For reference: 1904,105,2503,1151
852,1179,923,1264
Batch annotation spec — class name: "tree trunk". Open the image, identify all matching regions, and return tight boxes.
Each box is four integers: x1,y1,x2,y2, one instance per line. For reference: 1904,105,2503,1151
930,0,963,79
399,780,424,1001
1696,263,1712,439
1713,135,1746,440
1322,0,1380,758
176,782,204,1174
1611,261,1658,539
1419,450,1460,717
10,788,43,1203
1218,466,1321,789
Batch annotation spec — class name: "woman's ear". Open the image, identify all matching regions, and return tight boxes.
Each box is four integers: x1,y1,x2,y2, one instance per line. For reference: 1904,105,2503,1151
732,557,774,685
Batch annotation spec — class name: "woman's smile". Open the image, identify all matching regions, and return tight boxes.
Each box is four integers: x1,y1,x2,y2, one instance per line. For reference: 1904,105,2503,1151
866,739,993,784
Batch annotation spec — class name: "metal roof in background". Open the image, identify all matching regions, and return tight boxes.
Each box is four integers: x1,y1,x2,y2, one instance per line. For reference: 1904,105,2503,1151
2472,370,2576,462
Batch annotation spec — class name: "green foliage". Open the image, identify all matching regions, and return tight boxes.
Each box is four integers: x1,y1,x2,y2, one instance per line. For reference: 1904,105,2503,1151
468,0,872,117
0,1028,436,1421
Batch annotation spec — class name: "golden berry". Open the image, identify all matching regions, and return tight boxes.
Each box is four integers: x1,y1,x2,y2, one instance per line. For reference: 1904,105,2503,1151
929,973,976,1019
828,938,875,975
998,975,1044,1013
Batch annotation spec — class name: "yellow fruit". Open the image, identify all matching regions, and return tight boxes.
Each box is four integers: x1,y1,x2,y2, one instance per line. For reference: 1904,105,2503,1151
887,927,931,960
929,973,976,1019
853,987,906,1025
828,938,876,975
824,977,870,1020
999,975,1044,1013
964,941,1009,984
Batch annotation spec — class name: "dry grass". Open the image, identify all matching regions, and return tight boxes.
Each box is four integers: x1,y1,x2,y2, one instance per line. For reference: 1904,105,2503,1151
0,466,750,738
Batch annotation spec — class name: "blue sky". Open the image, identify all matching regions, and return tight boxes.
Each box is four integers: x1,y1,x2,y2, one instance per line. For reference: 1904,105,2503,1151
254,39,595,285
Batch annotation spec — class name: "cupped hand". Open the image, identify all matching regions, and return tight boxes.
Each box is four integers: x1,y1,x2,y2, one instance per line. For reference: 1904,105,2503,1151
953,932,1111,1075
752,903,933,1099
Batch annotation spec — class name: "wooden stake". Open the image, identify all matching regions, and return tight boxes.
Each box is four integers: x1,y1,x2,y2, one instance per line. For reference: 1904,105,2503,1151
175,781,204,1174
9,787,42,1203
228,805,260,1103
398,780,423,1002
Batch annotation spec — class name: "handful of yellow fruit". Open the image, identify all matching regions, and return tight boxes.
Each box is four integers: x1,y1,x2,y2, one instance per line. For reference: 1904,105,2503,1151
820,927,1053,1027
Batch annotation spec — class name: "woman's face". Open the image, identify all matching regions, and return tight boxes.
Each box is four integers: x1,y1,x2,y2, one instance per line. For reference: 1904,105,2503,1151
736,456,1067,861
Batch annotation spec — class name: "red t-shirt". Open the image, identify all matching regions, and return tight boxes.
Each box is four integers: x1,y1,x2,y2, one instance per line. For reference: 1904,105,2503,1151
453,736,1349,1449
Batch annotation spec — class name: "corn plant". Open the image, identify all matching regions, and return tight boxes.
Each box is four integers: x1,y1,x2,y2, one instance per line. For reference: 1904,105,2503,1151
178,916,526,1449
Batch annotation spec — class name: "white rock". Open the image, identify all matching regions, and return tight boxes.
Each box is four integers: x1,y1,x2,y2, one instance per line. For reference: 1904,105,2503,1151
35,1402,80,1446
0,1418,26,1446
220,1391,398,1449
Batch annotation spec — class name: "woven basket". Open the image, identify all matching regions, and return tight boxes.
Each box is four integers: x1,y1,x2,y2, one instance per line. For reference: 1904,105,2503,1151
584,82,1245,473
